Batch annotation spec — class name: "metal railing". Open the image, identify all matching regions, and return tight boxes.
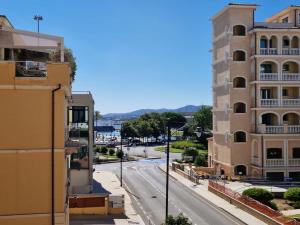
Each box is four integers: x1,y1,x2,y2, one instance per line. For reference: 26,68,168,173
15,61,47,77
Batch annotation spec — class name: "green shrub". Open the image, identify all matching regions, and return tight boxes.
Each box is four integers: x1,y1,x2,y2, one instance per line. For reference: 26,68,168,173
242,188,274,204
267,201,278,210
95,146,101,153
109,148,115,156
100,146,108,154
116,149,124,159
171,140,205,150
284,188,300,202
291,201,300,209
182,149,199,161
194,155,206,167
163,213,192,225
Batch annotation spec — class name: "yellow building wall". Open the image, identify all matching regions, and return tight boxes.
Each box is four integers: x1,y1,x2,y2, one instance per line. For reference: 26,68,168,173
0,62,70,225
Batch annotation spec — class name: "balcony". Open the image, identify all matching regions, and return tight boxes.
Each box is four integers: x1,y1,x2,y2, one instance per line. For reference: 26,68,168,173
258,124,300,134
265,159,284,167
282,73,300,81
260,72,300,81
260,99,279,107
260,73,279,81
260,48,277,55
282,48,300,55
289,159,300,167
260,99,300,107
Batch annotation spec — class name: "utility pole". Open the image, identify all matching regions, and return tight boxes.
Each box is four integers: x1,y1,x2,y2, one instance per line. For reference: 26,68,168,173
165,123,171,223
120,123,123,187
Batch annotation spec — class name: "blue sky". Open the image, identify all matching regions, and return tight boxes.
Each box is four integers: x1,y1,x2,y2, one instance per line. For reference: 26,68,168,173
1,0,300,113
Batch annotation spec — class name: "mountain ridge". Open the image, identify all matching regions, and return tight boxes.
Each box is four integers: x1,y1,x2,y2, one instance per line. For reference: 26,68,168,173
103,105,205,119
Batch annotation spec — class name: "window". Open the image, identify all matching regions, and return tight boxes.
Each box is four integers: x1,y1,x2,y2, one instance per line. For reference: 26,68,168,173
283,64,290,72
260,64,272,73
260,89,272,99
233,50,246,61
260,38,267,48
69,106,88,123
283,39,290,47
234,131,246,142
282,89,288,97
283,114,288,122
233,25,246,36
234,102,246,113
267,148,282,159
282,17,289,23
233,77,246,88
293,148,300,158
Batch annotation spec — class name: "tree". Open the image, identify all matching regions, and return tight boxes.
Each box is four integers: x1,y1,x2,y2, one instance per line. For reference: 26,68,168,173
162,213,192,225
121,121,138,139
136,120,153,141
242,188,274,205
100,146,108,154
95,111,102,127
194,155,206,167
161,112,187,128
116,149,124,159
193,106,212,131
182,149,199,162
284,188,300,202
109,148,115,156
50,48,77,81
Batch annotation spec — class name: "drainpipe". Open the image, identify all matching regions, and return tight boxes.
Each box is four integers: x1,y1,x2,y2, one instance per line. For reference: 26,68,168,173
261,135,264,178
51,84,61,225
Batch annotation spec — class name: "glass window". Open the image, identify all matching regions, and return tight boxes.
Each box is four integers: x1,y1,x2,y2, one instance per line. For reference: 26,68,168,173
260,39,267,48
267,148,282,159
282,89,288,97
293,148,300,158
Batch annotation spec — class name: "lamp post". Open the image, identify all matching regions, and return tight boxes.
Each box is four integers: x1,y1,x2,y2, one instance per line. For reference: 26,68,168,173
165,123,171,223
120,123,123,187
34,15,43,33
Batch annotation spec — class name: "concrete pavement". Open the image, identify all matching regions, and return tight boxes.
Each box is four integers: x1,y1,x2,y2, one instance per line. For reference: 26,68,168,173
158,164,267,225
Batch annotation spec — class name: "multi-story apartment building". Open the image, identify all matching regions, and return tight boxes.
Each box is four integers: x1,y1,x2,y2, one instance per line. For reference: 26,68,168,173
0,16,72,225
68,92,94,194
209,4,300,181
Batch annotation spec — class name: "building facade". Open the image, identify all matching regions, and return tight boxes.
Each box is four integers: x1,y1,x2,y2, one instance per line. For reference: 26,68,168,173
68,92,94,194
0,16,71,225
209,4,300,181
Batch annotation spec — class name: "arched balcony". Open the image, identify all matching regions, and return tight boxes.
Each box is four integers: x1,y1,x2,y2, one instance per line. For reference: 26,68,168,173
259,113,282,134
260,35,278,55
283,113,300,133
258,112,300,134
260,61,278,81
282,61,300,81
282,36,300,55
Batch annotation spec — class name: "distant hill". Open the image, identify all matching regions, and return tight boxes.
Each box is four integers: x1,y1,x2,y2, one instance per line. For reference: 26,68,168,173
103,105,204,120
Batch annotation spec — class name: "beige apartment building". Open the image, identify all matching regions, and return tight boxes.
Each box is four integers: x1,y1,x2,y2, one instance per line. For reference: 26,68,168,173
68,92,94,194
209,4,300,181
0,16,72,225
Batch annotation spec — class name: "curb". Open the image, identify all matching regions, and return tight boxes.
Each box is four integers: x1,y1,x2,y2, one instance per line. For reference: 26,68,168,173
158,165,249,225
157,165,178,181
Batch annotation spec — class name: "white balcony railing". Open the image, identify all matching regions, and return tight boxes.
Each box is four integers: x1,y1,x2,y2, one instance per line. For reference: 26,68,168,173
282,99,300,107
289,159,300,166
260,48,278,55
260,73,278,81
282,73,300,81
282,48,300,55
287,125,300,134
258,125,300,134
260,99,279,107
265,159,284,167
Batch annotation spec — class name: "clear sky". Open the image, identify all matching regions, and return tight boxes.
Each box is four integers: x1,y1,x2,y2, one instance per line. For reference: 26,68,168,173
1,0,300,113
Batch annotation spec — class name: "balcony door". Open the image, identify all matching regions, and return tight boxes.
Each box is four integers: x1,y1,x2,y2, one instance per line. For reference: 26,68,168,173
260,88,272,99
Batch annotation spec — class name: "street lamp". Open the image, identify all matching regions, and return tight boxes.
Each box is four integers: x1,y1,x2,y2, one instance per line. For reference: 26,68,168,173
33,15,43,33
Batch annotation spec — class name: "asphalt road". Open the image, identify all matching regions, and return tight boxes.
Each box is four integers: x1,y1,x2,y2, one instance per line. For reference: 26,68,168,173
94,160,245,225
121,145,182,160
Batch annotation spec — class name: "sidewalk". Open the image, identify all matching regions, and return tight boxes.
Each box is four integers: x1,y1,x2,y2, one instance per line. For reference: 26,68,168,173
158,164,267,225
94,171,145,225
